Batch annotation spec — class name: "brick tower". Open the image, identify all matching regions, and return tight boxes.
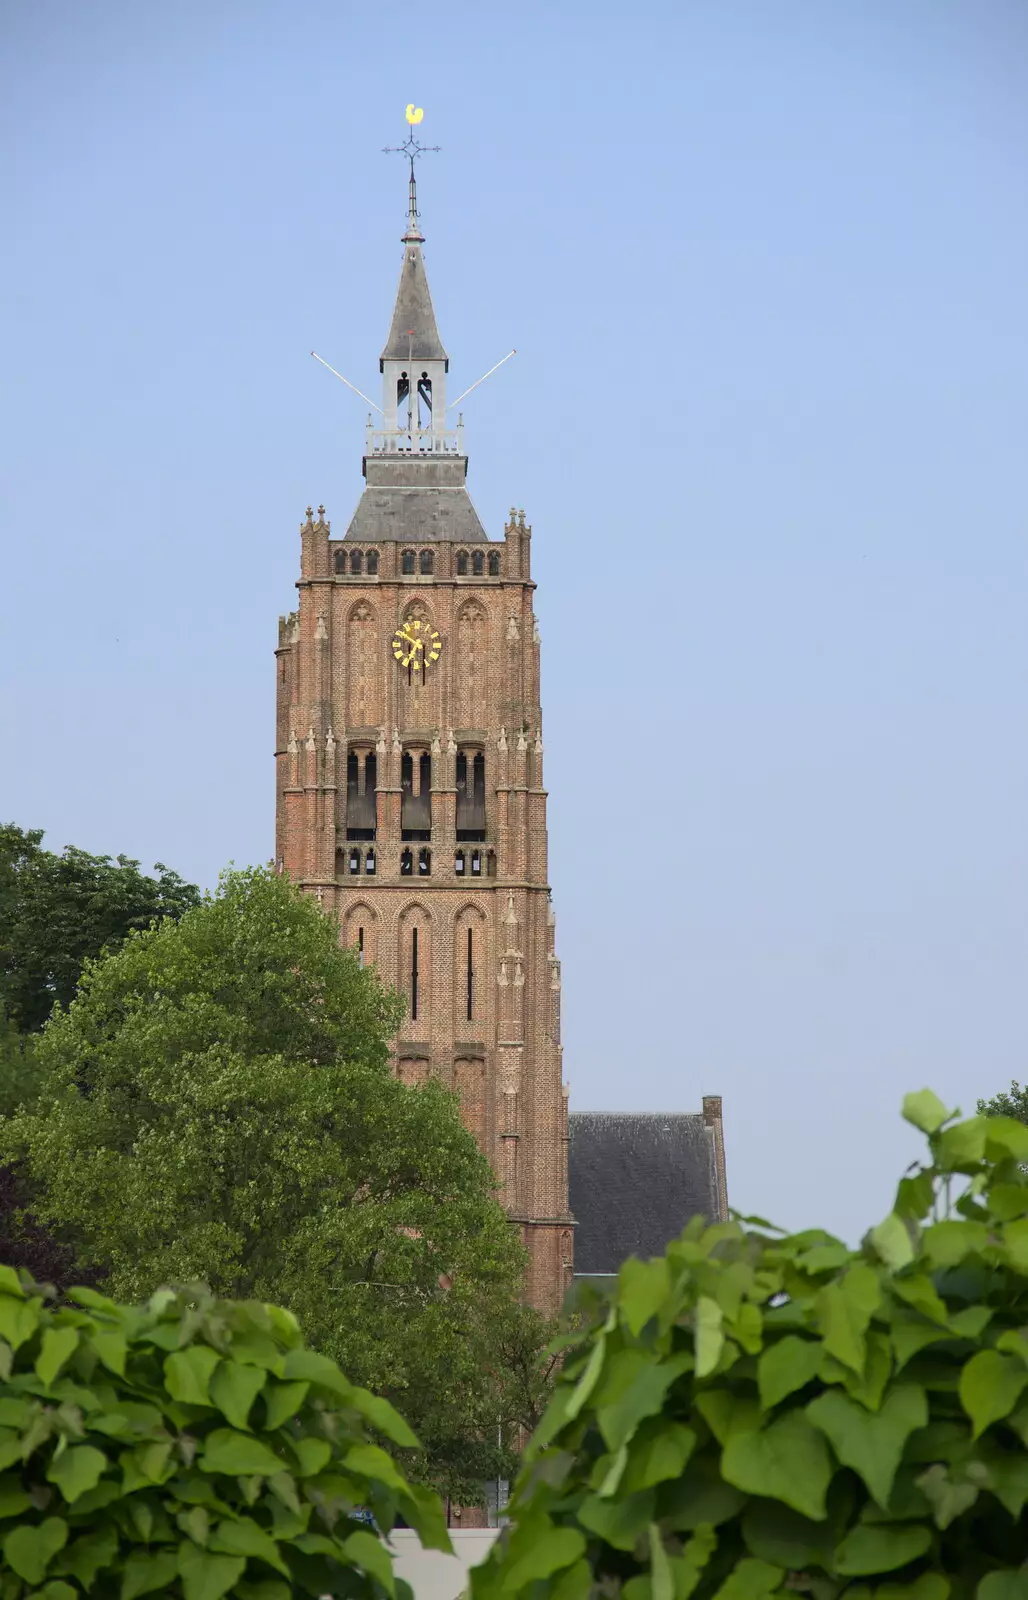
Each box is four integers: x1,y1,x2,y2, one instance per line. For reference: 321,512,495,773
274,161,573,1315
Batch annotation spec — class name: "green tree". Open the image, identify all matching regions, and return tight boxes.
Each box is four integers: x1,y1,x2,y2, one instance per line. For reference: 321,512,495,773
978,1080,1028,1124
0,823,201,1033
1,866,548,1501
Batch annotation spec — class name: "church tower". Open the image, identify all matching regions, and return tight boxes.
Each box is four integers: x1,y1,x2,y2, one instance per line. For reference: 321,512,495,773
275,152,573,1315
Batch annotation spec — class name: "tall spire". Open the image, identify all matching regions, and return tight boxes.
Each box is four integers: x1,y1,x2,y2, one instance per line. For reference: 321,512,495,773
381,107,447,370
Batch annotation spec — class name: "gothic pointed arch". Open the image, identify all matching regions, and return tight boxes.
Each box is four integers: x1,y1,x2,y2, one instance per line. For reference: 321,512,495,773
342,901,378,971
344,599,380,726
455,598,489,728
453,900,489,1037
397,899,433,1040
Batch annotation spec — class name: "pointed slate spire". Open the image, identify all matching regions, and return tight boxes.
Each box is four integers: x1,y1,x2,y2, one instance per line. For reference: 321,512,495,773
380,163,448,370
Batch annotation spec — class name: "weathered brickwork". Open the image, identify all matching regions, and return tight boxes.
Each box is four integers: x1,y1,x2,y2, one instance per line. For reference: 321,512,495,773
274,511,573,1316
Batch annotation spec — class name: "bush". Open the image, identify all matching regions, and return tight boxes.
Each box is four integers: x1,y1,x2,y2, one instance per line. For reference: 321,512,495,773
0,1271,448,1598
473,1092,1028,1599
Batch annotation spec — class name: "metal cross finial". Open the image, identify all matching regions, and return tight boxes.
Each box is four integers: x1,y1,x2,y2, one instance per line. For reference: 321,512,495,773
383,106,439,237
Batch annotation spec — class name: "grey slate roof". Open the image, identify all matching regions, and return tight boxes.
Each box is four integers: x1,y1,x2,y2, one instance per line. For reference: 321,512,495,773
568,1113,721,1275
380,241,448,368
346,456,490,543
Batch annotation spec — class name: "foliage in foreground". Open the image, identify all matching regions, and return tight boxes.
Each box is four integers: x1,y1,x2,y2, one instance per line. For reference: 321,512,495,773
0,867,548,1501
0,1270,448,1600
475,1092,1028,1599
0,823,200,1036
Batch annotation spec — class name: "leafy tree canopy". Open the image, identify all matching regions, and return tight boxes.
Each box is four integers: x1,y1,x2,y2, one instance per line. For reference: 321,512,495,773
0,1270,449,1600
1,867,549,1501
978,1081,1028,1126
0,823,200,1033
475,1091,1028,1598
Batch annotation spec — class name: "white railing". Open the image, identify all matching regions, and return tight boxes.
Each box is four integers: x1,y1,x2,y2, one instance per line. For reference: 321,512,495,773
366,423,464,456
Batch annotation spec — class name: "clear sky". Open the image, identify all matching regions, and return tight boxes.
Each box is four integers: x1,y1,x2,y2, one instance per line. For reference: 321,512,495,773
2,1,1027,1246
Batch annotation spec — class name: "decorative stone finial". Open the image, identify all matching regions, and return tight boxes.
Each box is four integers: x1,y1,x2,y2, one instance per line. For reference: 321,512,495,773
513,959,524,988
534,730,543,755
504,892,517,925
391,727,401,754
430,731,441,755
446,728,457,756
532,616,541,645
305,727,316,751
507,614,519,643
317,504,326,519
516,729,528,752
305,506,313,522
287,730,298,755
376,727,388,755
497,959,509,988
290,618,300,643
315,612,328,641
326,726,336,752
518,508,526,526
497,727,508,753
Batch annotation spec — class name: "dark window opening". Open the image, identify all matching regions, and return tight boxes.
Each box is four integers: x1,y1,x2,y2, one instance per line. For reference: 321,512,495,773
348,848,360,875
472,550,484,576
471,850,482,877
358,926,364,968
366,549,379,574
401,750,432,840
333,549,346,574
411,927,419,1021
418,371,433,416
488,551,501,577
349,549,363,574
456,551,469,576
467,927,474,1021
365,847,376,876
419,549,434,575
486,849,497,878
456,750,486,841
397,372,410,427
402,550,416,575
455,850,465,876
401,848,414,876
346,749,377,839
418,848,431,876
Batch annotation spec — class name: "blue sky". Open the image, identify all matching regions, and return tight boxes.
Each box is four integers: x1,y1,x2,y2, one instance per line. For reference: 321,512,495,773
2,1,1027,1244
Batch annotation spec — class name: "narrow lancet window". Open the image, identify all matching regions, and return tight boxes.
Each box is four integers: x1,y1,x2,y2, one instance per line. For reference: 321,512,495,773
419,549,434,575
358,926,364,969
467,927,474,1021
411,928,419,1021
472,550,484,576
488,551,501,576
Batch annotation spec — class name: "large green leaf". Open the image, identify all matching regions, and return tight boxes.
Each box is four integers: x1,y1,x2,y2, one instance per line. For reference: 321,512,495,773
597,1354,691,1451
347,1385,421,1449
870,1213,915,1271
46,1443,108,1504
200,1429,286,1477
647,1524,673,1600
165,1346,222,1406
210,1517,290,1577
178,1544,247,1600
343,1529,396,1597
35,1328,79,1388
345,1442,408,1491
3,1518,68,1584
816,1266,881,1374
721,1413,833,1521
209,1360,267,1432
694,1297,724,1379
0,1293,41,1351
710,1558,785,1599
959,1350,1028,1439
902,1090,951,1134
758,1335,822,1410
978,1572,1028,1600
806,1384,927,1509
579,1489,655,1551
833,1522,931,1574
121,1551,180,1600
620,1258,671,1337
622,1423,696,1493
741,1500,838,1569
261,1380,310,1432
279,1347,352,1399
500,1527,585,1591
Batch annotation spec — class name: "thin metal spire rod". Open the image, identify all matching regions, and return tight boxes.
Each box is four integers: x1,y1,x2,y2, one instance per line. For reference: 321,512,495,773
447,349,518,411
310,351,384,414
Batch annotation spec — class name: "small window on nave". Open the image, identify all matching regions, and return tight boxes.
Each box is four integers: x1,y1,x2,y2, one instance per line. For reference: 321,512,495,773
419,549,434,575
333,549,346,574
402,550,416,575
488,551,501,577
456,550,469,576
349,549,363,574
471,550,484,576
366,549,379,574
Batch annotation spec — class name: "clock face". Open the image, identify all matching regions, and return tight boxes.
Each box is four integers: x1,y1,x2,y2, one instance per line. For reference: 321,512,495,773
392,619,442,671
